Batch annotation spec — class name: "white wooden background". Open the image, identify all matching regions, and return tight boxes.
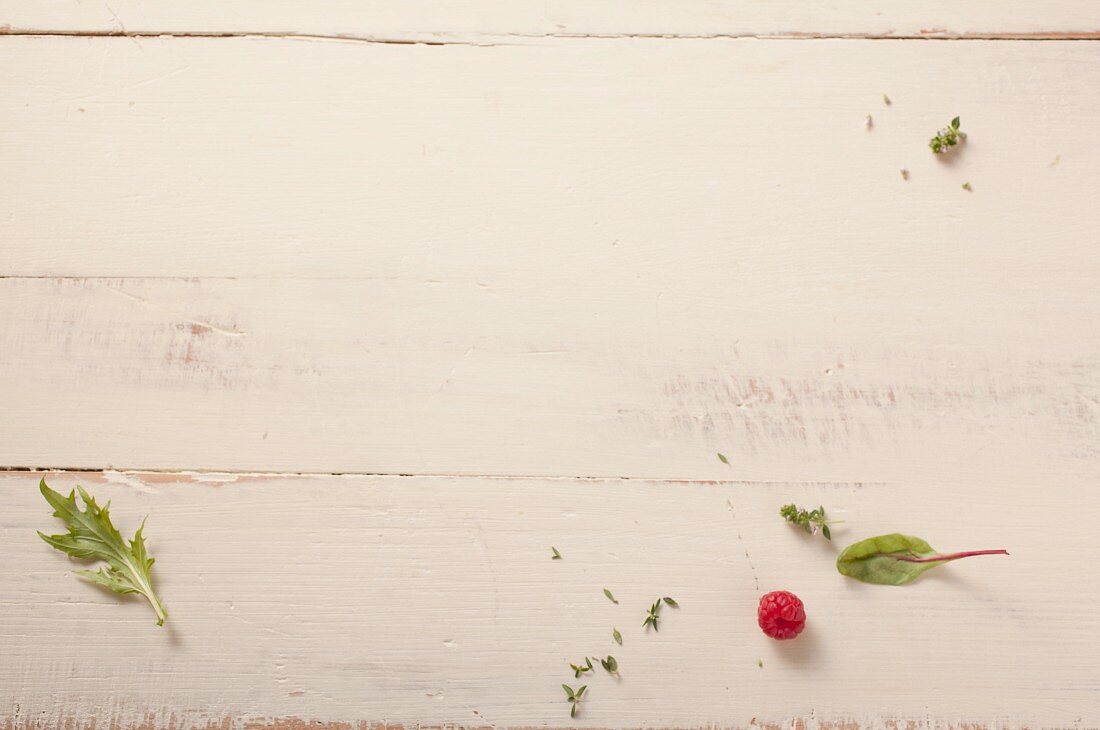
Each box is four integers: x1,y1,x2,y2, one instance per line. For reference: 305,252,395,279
2,3,1099,729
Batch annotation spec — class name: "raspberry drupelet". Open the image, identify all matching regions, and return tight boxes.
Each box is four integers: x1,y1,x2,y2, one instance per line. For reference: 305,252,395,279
758,590,806,640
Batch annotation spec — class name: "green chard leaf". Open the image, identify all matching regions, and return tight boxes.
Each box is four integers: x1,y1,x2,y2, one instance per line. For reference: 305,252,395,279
603,588,618,604
38,479,168,626
836,533,1008,585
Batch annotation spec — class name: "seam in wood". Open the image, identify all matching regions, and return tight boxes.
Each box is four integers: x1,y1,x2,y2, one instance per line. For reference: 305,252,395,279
1,29,1099,43
0,465,878,486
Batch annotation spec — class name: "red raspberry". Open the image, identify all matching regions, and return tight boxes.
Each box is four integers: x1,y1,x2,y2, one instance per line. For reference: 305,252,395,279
757,590,806,640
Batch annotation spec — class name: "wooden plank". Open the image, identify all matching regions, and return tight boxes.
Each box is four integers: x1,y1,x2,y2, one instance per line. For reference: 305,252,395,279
2,274,1099,480
2,470,1097,728
1,0,1098,39
2,37,1099,281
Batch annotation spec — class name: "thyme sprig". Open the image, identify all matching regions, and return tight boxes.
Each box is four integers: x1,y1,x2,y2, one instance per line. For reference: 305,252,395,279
780,503,839,540
562,684,587,718
930,116,965,154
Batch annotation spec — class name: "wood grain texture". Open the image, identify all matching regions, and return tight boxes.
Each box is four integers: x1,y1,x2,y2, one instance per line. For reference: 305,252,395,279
1,0,1099,39
1,37,1098,479
3,471,1098,728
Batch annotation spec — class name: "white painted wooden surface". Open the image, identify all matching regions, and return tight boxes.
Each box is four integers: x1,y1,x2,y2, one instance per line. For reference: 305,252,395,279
1,1,1099,39
2,7,1100,730
2,471,1097,729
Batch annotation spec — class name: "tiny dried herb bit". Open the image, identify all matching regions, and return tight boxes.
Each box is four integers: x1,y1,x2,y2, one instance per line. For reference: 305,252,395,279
603,588,618,604
600,655,619,674
962,182,972,191
551,547,561,560
757,658,763,668
883,94,892,105
612,627,622,645
643,599,662,631
780,503,837,540
900,168,910,180
863,114,873,129
38,479,168,626
929,116,965,153
562,684,587,718
662,596,679,608
717,452,730,465
837,533,1008,585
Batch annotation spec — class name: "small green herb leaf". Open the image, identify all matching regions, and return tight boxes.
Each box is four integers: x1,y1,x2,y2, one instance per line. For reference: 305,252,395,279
662,596,679,608
717,452,730,465
551,547,561,560
962,182,972,191
570,704,577,718
562,684,575,700
603,588,618,604
757,658,763,668
883,94,891,105
576,685,587,698
601,655,619,673
836,533,1008,585
951,116,960,129
38,479,168,626
612,627,622,645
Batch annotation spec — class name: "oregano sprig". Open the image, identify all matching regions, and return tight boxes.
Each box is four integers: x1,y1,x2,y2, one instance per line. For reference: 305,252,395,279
930,116,965,154
780,503,839,540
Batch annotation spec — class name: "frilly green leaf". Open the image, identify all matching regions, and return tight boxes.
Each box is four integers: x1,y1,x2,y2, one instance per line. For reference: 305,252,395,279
38,479,168,626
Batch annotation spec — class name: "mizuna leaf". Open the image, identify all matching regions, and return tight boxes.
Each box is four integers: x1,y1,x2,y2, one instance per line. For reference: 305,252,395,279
37,479,169,625
836,533,1008,586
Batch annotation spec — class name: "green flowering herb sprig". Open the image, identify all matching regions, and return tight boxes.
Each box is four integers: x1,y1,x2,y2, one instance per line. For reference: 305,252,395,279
930,116,965,154
780,503,840,540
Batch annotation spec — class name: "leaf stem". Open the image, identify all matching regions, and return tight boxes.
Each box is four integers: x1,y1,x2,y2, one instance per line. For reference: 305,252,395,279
895,549,1008,563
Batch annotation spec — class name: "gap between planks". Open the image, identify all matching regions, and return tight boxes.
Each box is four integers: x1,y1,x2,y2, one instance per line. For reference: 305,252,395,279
0,466,876,487
2,29,1100,44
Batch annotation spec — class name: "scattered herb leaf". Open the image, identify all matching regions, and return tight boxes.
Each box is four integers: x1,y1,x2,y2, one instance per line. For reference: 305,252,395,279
717,452,730,465
38,479,168,626
643,599,662,631
563,684,587,718
662,596,679,608
836,533,1008,585
551,546,561,560
962,182,972,191
569,660,592,679
612,627,622,645
603,588,618,604
600,655,619,674
780,503,838,540
758,658,763,668
883,94,891,105
900,168,910,180
930,116,965,153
